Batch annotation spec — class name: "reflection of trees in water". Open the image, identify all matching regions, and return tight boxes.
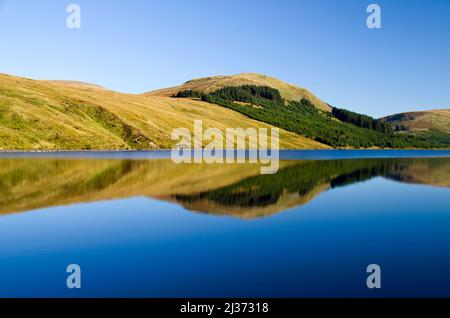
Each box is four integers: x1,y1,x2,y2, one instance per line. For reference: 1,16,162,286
175,158,450,209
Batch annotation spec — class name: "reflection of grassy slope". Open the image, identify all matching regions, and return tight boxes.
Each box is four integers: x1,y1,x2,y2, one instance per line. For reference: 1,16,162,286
385,158,450,187
0,159,131,213
0,159,270,215
0,73,328,150
0,158,448,218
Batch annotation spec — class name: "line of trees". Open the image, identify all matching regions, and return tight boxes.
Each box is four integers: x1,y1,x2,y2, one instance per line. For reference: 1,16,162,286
174,90,204,98
174,85,444,148
332,107,392,134
210,85,283,103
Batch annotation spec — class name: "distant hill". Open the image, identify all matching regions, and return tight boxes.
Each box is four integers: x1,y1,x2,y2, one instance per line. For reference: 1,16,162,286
381,109,450,145
381,109,450,133
147,73,332,112
0,73,326,150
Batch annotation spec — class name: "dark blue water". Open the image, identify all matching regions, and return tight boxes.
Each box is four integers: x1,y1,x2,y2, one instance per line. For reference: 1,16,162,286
0,151,449,297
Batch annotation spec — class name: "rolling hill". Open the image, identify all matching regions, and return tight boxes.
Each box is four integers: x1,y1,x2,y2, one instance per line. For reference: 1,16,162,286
0,72,448,150
381,109,450,145
0,73,328,150
147,73,332,112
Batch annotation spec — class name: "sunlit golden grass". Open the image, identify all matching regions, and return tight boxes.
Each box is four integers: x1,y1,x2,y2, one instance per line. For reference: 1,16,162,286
0,73,329,150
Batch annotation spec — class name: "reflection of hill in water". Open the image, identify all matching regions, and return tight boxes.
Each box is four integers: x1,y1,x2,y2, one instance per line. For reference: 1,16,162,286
0,158,449,219
173,158,450,218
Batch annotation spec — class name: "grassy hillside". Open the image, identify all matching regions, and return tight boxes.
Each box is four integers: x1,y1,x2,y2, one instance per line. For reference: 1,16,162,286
381,109,450,145
0,73,328,150
147,73,332,112
1,72,447,150
175,85,444,148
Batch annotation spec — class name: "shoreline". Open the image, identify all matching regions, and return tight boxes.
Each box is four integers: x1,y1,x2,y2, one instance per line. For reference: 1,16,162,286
1,149,449,161
1,146,450,153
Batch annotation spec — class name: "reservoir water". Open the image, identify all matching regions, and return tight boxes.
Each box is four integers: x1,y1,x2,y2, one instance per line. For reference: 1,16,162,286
0,150,449,297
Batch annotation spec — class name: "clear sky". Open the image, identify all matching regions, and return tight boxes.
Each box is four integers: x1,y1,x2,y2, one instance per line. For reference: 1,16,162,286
0,0,449,117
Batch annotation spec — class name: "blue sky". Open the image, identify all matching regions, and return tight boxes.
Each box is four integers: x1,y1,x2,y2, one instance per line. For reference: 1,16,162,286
0,0,449,117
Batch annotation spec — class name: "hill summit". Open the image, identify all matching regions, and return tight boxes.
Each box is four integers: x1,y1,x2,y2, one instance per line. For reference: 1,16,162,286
146,73,332,112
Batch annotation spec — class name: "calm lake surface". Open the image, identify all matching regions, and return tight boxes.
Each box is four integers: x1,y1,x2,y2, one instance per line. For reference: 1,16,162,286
0,150,449,297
